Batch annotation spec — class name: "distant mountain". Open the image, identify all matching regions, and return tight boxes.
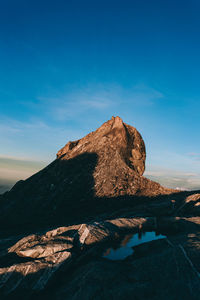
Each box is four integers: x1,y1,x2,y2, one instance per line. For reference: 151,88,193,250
0,180,14,194
0,184,10,194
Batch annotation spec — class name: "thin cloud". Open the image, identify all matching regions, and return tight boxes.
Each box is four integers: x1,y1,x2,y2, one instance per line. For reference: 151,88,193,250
0,116,84,161
0,117,49,134
0,167,37,181
36,83,164,121
37,85,118,121
145,166,200,190
82,98,112,109
0,154,43,162
0,156,47,193
187,152,200,161
127,84,164,105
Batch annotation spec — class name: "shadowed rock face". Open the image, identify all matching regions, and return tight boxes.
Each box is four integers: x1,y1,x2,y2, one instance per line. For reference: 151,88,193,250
0,117,200,299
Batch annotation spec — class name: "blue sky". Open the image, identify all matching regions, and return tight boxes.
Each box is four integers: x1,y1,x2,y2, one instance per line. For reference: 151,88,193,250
1,0,200,191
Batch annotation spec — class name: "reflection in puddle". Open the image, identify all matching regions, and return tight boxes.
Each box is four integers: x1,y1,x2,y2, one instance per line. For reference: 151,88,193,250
103,231,166,260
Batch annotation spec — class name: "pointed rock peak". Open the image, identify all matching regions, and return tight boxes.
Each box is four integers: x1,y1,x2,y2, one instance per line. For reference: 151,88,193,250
111,116,124,128
56,116,146,177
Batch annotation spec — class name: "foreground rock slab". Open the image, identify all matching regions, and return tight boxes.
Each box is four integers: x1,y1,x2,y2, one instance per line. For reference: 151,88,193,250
0,215,200,299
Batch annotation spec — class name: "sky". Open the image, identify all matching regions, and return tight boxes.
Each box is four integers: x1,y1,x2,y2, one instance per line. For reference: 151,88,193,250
1,0,200,192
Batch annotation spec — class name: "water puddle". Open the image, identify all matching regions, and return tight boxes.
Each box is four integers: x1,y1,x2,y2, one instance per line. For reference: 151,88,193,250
103,231,166,260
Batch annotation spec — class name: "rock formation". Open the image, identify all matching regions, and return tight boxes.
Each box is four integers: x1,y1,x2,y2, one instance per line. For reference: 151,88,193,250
0,117,200,299
0,116,171,229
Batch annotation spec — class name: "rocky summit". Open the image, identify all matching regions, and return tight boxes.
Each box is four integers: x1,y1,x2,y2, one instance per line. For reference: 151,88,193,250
0,116,171,229
0,117,200,299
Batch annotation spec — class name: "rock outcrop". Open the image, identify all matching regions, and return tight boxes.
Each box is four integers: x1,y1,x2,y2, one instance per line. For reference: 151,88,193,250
0,205,200,299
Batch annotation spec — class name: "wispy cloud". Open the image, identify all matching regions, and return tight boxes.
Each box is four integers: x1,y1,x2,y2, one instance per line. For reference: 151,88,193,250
126,84,164,105
0,156,47,193
0,116,84,161
187,152,200,161
37,84,118,121
145,166,200,190
35,83,164,121
0,116,49,133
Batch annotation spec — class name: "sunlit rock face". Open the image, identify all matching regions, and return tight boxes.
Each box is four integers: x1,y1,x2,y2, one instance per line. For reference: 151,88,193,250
57,116,146,176
57,116,147,198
